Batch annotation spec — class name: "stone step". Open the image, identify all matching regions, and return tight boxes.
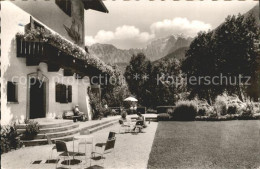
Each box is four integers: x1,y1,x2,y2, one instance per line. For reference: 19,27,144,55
21,118,119,146
16,120,74,129
79,118,119,131
17,123,80,134
88,120,119,134
22,135,75,147
34,127,81,139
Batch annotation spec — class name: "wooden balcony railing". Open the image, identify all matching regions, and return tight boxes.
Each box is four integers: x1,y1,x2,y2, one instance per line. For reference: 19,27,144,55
16,37,103,78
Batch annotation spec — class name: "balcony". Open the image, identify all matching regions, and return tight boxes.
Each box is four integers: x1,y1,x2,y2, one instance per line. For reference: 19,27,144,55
16,36,102,78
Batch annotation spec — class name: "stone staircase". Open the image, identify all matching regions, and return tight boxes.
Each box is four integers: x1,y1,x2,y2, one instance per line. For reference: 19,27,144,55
16,117,120,147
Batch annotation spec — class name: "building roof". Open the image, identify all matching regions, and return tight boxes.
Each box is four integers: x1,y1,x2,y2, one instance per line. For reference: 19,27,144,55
83,0,109,13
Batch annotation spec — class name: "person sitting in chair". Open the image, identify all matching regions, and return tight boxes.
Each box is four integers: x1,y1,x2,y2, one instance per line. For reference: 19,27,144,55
132,112,146,132
136,112,144,121
73,105,85,121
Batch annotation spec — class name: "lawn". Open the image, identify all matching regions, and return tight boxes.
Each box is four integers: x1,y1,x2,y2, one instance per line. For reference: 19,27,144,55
148,121,260,169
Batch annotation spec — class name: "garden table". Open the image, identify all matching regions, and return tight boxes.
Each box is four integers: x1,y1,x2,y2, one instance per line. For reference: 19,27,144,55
73,135,94,166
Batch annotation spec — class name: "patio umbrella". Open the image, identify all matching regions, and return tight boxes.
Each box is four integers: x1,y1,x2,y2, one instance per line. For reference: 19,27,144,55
124,96,138,102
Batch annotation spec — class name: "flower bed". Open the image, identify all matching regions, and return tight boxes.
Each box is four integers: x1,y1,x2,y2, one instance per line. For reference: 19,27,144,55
168,94,260,121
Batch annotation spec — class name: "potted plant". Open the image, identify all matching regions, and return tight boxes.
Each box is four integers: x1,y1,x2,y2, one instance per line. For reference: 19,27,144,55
22,120,40,140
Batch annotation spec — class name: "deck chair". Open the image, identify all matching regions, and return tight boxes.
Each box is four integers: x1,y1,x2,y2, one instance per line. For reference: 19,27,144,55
91,137,116,167
46,134,56,160
55,140,80,169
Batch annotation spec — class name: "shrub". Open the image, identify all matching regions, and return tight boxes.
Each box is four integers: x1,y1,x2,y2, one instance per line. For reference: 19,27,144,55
110,109,117,116
239,102,255,119
197,107,207,116
103,108,112,117
172,101,197,121
1,124,22,154
157,106,176,114
227,103,238,115
88,90,104,120
253,102,260,114
215,95,228,115
157,113,170,121
22,120,40,140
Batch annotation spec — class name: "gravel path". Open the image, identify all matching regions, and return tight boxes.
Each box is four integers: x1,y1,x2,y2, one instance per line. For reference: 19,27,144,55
2,122,158,169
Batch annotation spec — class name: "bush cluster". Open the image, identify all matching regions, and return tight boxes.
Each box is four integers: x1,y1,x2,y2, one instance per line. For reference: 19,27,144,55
172,100,197,121
195,94,260,121
1,124,23,154
158,94,259,121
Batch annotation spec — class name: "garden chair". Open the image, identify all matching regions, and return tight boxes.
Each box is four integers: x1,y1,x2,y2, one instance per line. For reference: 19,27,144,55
91,137,116,168
55,140,80,169
45,134,56,160
94,131,116,148
133,120,144,133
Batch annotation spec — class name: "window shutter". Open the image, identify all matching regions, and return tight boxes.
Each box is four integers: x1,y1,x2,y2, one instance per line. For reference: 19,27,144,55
68,85,72,103
7,82,17,102
56,83,61,102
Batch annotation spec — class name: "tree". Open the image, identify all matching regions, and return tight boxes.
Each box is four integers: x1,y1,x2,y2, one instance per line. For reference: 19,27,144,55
150,58,186,107
124,53,153,107
182,13,260,102
125,53,186,108
102,65,131,107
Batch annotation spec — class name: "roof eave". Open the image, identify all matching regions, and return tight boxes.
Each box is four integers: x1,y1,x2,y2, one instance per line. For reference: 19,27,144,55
83,0,109,13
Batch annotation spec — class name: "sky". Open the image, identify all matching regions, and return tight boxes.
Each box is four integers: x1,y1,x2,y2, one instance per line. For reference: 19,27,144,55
84,0,258,49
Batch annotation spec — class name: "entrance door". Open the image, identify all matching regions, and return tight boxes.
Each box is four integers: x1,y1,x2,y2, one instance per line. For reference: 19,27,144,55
30,78,45,119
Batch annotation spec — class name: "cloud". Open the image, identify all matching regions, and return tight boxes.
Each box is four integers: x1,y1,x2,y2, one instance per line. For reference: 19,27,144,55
150,17,212,38
85,25,154,48
85,18,211,49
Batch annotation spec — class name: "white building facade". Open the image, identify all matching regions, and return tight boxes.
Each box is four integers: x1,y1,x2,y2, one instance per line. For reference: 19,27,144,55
1,0,109,125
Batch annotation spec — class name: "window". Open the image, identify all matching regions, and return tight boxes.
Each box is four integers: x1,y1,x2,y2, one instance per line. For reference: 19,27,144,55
7,82,18,102
55,83,72,103
55,0,71,16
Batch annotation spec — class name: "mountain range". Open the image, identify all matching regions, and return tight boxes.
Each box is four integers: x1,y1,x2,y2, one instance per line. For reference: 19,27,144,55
88,34,193,64
87,4,259,72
